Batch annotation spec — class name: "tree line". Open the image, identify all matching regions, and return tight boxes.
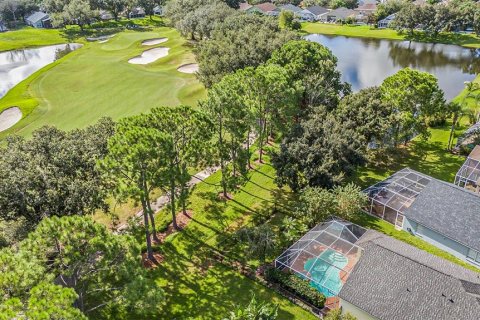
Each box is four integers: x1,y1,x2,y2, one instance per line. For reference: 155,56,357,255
390,0,480,36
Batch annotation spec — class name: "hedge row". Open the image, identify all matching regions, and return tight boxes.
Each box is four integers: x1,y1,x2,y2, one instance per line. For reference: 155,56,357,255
264,266,325,308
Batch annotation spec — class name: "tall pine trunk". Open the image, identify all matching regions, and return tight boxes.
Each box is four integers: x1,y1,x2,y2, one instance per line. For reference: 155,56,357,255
170,177,179,230
141,199,154,261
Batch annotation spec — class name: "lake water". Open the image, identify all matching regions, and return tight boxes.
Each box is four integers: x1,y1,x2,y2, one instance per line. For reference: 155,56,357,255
306,34,480,100
0,43,82,99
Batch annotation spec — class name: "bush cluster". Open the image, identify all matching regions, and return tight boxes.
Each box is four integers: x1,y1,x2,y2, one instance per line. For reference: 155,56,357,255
264,267,326,308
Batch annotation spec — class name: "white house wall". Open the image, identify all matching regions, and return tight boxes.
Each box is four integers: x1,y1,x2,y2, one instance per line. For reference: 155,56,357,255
340,299,378,320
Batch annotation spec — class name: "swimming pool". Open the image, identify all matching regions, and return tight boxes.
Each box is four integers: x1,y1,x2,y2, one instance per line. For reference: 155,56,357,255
303,248,348,297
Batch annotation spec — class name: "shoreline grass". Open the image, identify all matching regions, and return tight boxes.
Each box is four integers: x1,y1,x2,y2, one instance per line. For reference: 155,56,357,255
301,23,480,49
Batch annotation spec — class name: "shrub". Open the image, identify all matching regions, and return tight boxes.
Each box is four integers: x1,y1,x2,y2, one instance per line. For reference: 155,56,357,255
264,267,325,308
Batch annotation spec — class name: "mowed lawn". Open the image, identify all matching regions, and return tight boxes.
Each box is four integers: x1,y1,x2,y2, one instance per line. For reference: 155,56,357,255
301,23,480,49
148,162,316,319
0,27,67,51
0,27,205,137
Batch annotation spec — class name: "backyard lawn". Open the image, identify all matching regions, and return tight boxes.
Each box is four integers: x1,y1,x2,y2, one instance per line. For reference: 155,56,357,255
0,26,205,138
149,161,316,319
301,23,480,49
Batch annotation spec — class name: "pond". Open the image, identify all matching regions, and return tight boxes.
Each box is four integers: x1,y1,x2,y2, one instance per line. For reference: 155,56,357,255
0,43,82,99
305,34,480,100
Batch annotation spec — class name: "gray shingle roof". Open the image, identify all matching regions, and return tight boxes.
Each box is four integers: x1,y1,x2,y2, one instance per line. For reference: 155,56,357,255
279,4,302,13
404,175,480,252
26,11,49,24
340,231,480,320
305,6,328,16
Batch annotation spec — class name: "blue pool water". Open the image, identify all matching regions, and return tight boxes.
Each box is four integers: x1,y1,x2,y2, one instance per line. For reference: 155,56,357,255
303,249,348,297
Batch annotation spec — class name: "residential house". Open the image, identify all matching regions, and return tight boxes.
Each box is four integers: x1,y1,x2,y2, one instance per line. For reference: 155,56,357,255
275,218,480,320
298,6,329,21
455,145,480,194
153,5,163,16
239,2,252,11
378,13,396,28
129,7,146,19
246,3,278,16
278,4,302,15
99,10,113,20
364,167,480,267
25,11,51,28
339,230,480,320
320,7,356,23
354,3,376,24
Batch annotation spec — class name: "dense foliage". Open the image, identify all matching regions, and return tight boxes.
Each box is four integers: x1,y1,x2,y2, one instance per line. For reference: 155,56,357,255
0,118,114,235
225,295,278,320
273,106,365,191
264,267,326,309
196,14,298,87
0,216,162,319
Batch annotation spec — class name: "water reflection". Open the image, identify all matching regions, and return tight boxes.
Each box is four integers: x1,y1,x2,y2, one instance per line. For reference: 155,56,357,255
0,43,82,98
306,34,480,100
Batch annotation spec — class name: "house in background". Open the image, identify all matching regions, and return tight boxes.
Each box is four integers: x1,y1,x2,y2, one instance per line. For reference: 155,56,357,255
320,7,356,23
278,4,302,15
153,5,163,16
298,6,329,21
25,11,51,28
246,2,278,15
239,2,252,11
339,230,480,320
128,7,146,19
364,168,480,267
0,20,7,32
378,13,396,28
354,3,376,23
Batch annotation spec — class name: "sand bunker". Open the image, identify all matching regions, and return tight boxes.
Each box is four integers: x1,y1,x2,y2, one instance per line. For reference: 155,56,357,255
177,63,199,74
99,39,109,43
128,47,170,65
142,38,168,46
0,107,22,132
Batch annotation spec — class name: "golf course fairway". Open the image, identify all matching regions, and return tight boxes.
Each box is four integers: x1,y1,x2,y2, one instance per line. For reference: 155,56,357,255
0,27,205,137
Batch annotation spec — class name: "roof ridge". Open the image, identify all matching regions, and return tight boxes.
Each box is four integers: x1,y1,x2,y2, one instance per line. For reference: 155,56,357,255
371,240,480,285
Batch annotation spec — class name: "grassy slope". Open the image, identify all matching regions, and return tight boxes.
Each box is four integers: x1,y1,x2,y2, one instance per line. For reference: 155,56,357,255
301,23,480,48
0,27,205,138
0,27,67,51
151,162,316,319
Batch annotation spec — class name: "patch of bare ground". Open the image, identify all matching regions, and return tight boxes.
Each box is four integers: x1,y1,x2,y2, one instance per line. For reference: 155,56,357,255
142,252,164,269
217,192,233,201
157,210,195,242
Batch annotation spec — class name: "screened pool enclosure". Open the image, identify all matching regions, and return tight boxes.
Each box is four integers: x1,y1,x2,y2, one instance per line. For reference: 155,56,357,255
454,145,480,194
363,168,431,229
274,219,367,297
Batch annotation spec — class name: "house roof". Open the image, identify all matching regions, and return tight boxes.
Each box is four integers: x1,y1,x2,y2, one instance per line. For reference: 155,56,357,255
279,4,302,13
254,2,277,13
404,173,480,252
305,6,329,16
26,11,49,23
356,3,377,11
327,7,356,19
239,2,252,11
340,231,480,320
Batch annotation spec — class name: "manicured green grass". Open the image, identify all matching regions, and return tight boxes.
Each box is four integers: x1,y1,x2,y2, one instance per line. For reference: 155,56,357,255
301,23,480,49
149,162,316,319
0,26,205,138
0,27,68,52
352,125,466,188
